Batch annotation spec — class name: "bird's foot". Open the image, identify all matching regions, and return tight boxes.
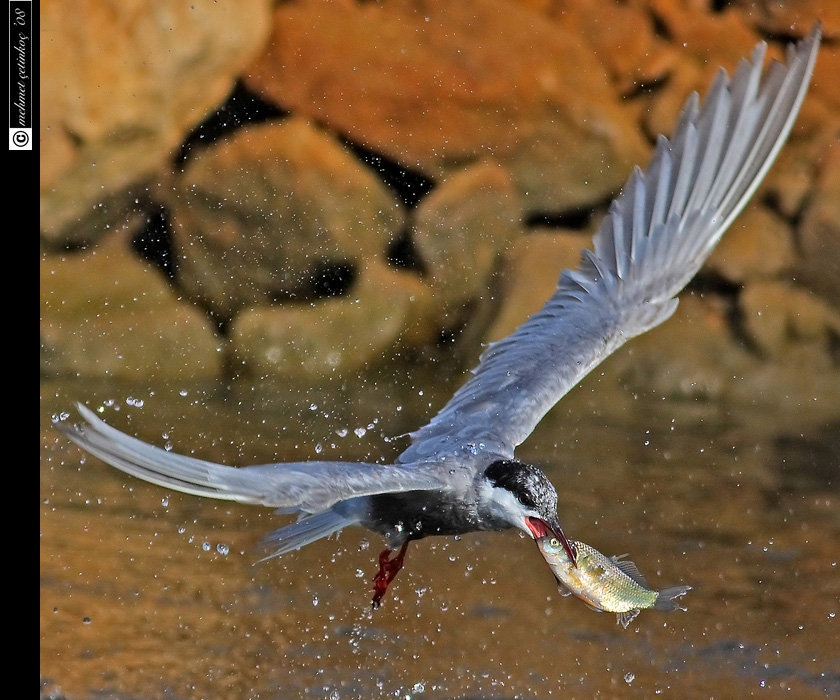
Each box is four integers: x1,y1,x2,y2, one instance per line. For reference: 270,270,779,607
371,541,409,608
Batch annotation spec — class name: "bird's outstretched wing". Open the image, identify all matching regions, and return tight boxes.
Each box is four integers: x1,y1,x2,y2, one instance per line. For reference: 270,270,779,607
399,27,821,464
56,404,454,514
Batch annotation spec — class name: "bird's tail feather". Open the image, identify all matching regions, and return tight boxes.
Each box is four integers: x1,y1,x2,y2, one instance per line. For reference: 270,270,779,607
259,509,360,561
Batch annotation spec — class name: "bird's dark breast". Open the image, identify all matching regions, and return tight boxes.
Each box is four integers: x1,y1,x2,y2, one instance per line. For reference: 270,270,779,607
365,490,486,541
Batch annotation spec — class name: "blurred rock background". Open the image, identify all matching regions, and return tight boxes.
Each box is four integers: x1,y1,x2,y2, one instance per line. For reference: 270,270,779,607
40,0,839,420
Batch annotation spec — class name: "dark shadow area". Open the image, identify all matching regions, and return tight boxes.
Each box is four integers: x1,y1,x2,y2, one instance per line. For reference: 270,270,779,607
174,80,289,168
525,207,595,231
341,137,435,209
131,203,178,279
386,229,427,274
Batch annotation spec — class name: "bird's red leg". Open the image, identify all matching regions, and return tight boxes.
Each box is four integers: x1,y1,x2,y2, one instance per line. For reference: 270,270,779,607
372,541,409,607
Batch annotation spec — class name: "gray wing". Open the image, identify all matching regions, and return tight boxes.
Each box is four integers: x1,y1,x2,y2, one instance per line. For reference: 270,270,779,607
398,27,821,464
57,404,454,514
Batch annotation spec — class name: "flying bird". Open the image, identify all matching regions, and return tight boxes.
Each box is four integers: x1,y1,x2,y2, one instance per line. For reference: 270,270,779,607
55,27,820,608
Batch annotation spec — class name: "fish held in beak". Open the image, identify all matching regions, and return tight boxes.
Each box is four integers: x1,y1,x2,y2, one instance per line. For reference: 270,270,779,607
527,516,577,564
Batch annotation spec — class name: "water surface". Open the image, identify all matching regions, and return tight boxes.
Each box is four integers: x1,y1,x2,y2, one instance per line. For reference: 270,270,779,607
40,370,839,699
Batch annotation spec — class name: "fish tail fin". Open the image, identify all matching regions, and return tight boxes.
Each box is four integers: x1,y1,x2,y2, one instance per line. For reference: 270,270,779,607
654,585,692,612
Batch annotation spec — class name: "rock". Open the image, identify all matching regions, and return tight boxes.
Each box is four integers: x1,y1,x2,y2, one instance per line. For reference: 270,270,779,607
244,0,647,211
797,140,840,303
40,0,272,245
763,139,821,220
728,343,840,421
35,0,837,406
809,27,840,113
554,0,673,94
708,205,795,283
642,57,706,148
412,162,522,306
735,0,840,39
740,280,840,360
40,233,223,381
610,294,753,402
649,0,759,69
230,263,435,378
606,285,840,420
486,229,591,343
166,119,404,325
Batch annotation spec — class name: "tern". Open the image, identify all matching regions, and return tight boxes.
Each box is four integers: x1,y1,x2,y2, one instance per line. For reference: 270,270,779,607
55,28,820,607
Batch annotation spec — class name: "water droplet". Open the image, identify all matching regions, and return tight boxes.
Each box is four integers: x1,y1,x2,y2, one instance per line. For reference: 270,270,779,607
217,543,229,555
354,427,367,438
161,497,169,507
624,673,635,684
82,616,91,625
202,541,211,551
335,428,349,438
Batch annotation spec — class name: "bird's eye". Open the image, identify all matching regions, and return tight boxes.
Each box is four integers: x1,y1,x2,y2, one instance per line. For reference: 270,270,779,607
550,538,560,548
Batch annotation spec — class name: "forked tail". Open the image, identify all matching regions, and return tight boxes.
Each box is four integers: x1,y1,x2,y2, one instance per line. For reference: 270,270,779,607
654,585,692,612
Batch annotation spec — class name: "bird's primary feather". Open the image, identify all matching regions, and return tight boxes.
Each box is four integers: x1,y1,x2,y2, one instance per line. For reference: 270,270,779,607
398,27,820,465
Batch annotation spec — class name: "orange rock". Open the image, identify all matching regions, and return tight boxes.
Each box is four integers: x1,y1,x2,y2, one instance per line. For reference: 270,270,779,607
40,232,223,380
166,119,403,324
797,139,840,303
708,206,795,284
244,0,647,211
40,0,272,243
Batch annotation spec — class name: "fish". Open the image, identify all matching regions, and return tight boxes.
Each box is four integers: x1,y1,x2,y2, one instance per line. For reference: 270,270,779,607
536,536,691,628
